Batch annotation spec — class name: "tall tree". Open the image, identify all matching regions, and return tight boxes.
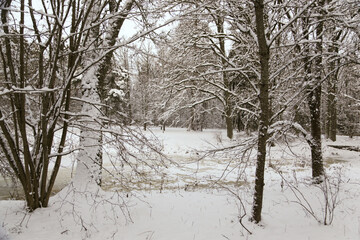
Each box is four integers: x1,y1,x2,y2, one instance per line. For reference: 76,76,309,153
243,0,319,222
204,2,234,138
323,0,347,141
132,46,158,130
251,0,270,223
73,0,135,189
304,0,325,181
160,17,219,131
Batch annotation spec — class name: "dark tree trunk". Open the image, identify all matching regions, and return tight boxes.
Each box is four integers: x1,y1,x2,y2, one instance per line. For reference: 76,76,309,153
161,121,166,132
325,29,341,142
306,0,324,181
312,0,325,180
251,0,270,224
216,14,233,139
225,105,233,139
308,85,324,180
326,77,337,141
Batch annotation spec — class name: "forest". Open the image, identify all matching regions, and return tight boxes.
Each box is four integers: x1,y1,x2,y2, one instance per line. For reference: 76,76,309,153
0,0,360,239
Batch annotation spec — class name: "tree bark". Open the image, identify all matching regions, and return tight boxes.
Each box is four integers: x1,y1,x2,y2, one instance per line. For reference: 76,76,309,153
251,0,270,224
326,74,337,141
326,29,341,142
307,0,325,181
73,1,103,189
74,0,135,189
216,14,233,139
74,60,103,188
308,83,324,180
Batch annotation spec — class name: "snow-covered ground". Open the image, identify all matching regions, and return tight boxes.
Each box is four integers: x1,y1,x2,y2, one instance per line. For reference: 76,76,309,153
1,127,360,240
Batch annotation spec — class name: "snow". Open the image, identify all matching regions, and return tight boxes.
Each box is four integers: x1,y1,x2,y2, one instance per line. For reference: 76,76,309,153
108,88,125,99
1,128,360,240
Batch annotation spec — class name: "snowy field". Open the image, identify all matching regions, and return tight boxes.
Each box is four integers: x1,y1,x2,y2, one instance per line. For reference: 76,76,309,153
1,127,360,240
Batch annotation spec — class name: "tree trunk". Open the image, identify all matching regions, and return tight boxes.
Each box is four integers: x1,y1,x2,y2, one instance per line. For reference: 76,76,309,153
307,0,324,181
225,103,233,139
73,65,103,188
308,85,324,180
326,77,337,141
216,14,233,139
74,0,135,189
73,1,103,190
251,0,270,224
326,29,341,142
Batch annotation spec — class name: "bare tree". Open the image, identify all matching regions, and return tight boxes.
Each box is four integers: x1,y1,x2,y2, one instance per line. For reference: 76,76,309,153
159,16,220,131
0,0,170,210
250,0,270,224
0,0,84,210
231,0,319,222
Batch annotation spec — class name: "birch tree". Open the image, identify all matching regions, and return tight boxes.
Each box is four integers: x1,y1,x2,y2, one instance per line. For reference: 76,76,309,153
72,0,136,190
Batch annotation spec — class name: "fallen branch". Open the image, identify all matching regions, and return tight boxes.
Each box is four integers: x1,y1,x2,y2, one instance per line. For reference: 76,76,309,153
328,145,360,152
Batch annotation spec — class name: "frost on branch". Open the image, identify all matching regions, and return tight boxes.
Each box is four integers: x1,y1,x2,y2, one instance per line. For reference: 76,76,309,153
108,88,125,99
